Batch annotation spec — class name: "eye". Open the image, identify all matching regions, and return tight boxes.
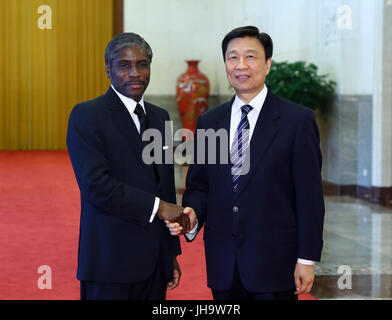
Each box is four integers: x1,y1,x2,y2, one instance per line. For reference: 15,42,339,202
119,63,128,69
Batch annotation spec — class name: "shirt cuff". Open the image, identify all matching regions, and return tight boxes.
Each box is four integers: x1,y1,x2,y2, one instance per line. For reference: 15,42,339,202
297,258,315,265
185,220,198,240
149,197,160,223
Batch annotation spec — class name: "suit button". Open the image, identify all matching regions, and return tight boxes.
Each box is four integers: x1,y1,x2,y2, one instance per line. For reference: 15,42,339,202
233,206,239,213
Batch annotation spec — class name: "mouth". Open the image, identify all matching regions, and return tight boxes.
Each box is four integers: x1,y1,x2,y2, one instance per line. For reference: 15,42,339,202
235,75,250,81
125,82,144,89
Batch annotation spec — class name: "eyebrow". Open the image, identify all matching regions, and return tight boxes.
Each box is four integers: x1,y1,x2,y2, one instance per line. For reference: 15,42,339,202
116,59,149,64
227,49,259,55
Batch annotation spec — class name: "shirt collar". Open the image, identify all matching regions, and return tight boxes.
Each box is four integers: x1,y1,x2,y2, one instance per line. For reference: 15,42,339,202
233,84,268,114
111,84,146,114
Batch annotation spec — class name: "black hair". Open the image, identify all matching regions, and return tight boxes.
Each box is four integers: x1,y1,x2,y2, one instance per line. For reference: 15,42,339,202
221,26,273,61
105,32,153,66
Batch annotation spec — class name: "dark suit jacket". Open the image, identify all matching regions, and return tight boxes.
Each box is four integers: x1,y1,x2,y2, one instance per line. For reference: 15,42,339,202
66,87,180,284
182,90,325,292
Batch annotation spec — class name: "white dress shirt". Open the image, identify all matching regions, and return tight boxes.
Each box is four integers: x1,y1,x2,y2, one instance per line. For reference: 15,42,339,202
111,85,160,223
185,85,314,266
229,85,267,151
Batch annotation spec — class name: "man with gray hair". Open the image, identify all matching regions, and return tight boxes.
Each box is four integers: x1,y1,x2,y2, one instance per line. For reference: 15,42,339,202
67,32,191,300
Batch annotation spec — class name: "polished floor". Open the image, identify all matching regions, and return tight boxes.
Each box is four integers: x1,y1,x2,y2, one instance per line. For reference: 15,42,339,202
312,195,392,300
174,165,392,300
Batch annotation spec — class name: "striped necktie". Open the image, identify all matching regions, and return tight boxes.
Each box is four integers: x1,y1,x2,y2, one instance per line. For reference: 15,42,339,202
230,104,253,192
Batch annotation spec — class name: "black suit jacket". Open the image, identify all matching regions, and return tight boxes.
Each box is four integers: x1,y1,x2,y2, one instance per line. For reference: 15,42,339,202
182,90,325,292
67,87,180,284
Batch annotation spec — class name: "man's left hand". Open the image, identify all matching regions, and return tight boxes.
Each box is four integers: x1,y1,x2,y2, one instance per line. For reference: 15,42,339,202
167,256,181,290
294,263,315,295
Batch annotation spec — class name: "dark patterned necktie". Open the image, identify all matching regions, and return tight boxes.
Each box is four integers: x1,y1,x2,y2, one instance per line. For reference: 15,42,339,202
134,103,147,136
230,104,253,192
134,103,159,181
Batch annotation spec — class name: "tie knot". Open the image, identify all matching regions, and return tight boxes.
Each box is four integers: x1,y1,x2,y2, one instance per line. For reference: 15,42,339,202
241,104,253,115
134,104,145,120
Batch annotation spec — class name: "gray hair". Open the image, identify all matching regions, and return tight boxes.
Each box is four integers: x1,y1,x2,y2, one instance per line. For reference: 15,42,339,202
105,32,153,66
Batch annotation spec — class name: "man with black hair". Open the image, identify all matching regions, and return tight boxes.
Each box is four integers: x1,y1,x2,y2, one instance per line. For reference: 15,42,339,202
67,32,191,300
167,26,325,300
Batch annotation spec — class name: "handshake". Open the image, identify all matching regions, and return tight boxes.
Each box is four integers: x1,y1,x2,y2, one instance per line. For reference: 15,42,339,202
157,200,195,235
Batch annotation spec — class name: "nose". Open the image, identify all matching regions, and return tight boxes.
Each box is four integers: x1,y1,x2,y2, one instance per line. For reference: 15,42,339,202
235,57,248,70
128,65,140,77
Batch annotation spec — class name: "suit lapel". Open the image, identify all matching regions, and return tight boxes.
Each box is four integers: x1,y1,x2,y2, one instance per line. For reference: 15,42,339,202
213,98,234,193
144,102,166,182
105,87,145,166
234,90,280,198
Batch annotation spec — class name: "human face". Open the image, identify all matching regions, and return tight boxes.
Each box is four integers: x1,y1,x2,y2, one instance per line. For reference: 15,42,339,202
105,46,150,102
225,36,272,103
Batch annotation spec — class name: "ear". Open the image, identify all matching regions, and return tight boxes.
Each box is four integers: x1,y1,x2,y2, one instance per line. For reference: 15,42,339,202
265,58,272,76
105,65,110,78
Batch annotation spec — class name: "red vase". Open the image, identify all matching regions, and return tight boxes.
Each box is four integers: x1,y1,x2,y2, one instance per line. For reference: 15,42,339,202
176,60,210,134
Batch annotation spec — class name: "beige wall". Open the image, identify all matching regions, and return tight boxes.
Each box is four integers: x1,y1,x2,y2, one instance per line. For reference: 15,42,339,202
124,0,378,96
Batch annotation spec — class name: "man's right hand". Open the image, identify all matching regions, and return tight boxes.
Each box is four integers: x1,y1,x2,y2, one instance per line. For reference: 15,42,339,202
165,207,197,236
169,214,190,234
157,200,190,231
157,200,184,221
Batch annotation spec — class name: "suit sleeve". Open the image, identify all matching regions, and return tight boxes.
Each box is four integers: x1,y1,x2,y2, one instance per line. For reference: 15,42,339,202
292,110,325,261
66,103,155,226
182,116,209,242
